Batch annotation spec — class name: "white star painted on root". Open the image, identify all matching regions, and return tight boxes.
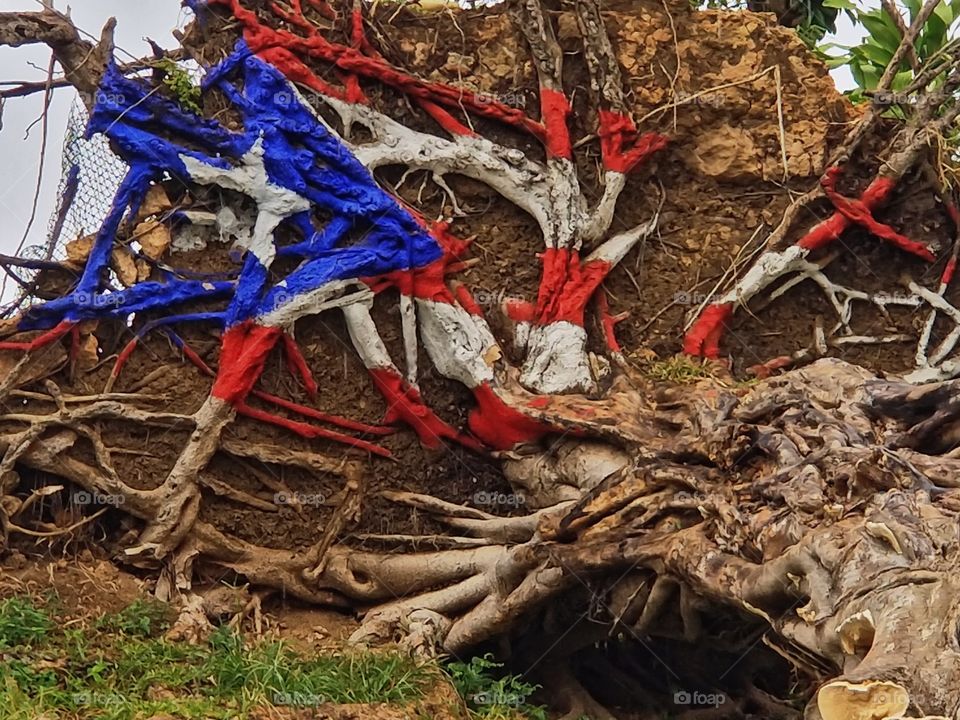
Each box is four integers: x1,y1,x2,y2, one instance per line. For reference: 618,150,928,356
180,137,310,268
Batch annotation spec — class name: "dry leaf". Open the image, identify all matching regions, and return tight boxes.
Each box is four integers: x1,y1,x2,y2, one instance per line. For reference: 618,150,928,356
110,247,139,287
135,219,171,260
138,184,173,219
76,332,100,372
136,259,152,282
65,235,94,265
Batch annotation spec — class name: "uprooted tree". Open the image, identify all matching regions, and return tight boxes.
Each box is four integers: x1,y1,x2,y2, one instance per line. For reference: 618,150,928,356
2,0,960,717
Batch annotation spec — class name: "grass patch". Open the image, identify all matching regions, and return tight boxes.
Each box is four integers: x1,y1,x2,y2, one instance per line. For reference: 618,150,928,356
447,654,547,720
643,355,715,384
0,596,54,649
94,598,172,638
0,595,462,720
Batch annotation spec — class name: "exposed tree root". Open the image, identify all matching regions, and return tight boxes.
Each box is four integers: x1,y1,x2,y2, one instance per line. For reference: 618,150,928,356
2,0,960,718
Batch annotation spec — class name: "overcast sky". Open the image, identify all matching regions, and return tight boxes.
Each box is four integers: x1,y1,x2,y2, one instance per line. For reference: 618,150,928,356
0,0,873,263
0,0,187,262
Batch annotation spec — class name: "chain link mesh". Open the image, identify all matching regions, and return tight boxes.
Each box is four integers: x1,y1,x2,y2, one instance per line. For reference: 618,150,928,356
43,96,129,261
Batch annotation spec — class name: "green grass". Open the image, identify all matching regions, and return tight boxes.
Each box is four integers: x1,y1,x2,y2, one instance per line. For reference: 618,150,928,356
0,595,451,720
94,598,172,638
446,654,547,720
0,597,54,649
643,355,715,384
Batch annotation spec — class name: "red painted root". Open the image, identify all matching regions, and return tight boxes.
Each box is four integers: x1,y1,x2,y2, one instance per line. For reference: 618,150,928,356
595,291,626,354
369,367,481,451
598,110,669,174
539,87,573,159
175,333,392,437
821,168,934,262
0,320,75,352
468,383,556,450
211,0,547,141
252,390,393,435
112,336,141,379
452,283,484,317
683,302,733,358
237,402,392,457
503,298,536,324
211,321,284,405
281,332,319,398
748,355,795,379
685,168,927,357
944,258,958,286
364,221,470,302
536,248,611,326
795,212,850,252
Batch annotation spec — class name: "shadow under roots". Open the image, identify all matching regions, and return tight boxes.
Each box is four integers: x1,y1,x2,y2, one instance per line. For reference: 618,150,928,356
501,594,809,720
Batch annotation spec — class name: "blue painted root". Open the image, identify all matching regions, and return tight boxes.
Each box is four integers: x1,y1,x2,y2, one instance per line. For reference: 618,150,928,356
18,39,448,352
18,280,235,331
131,312,226,342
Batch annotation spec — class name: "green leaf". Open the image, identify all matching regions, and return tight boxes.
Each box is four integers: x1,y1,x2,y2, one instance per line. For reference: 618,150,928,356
890,69,914,91
858,63,883,90
823,54,853,68
902,0,921,19
920,13,948,58
857,39,896,65
822,0,856,10
850,61,866,88
934,0,956,28
860,13,903,51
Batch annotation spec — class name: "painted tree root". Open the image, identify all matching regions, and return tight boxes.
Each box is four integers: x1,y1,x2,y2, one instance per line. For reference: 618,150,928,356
333,360,960,719
4,361,960,717
682,0,960,378
2,1,960,718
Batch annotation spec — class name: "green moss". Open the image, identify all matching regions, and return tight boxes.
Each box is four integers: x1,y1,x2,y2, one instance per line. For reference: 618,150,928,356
156,58,202,114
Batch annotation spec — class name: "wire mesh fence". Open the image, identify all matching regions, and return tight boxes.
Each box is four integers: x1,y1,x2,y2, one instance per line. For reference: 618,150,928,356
44,96,129,260
0,95,128,318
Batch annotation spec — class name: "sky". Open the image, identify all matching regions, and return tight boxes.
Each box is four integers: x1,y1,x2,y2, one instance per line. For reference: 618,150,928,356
0,0,187,264
0,0,872,264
